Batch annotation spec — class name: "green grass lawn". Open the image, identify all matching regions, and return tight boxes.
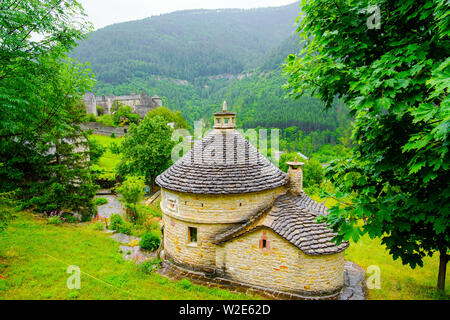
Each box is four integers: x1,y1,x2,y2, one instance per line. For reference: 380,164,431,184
1,211,447,300
90,134,123,147
1,156,446,300
310,195,449,300
0,212,253,300
345,235,448,300
90,134,123,171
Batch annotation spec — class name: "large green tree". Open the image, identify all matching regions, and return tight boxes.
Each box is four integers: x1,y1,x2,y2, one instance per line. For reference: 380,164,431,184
146,107,188,129
117,115,175,186
284,0,449,292
0,1,97,219
116,176,146,222
0,0,92,139
113,105,140,126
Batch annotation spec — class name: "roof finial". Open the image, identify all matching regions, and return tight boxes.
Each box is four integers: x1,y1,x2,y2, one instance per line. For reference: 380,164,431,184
223,100,227,112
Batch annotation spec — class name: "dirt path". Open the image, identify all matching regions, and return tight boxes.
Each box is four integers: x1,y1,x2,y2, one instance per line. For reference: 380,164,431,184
96,194,124,218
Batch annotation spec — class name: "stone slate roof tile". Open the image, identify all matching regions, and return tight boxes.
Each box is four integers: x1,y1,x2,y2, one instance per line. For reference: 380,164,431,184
215,192,348,256
156,130,288,194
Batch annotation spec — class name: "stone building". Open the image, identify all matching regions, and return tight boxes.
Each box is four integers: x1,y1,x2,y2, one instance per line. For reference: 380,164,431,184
83,92,162,118
155,102,349,298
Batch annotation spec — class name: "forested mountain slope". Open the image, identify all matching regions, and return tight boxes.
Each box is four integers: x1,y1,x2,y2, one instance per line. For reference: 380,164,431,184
72,3,300,83
72,2,350,138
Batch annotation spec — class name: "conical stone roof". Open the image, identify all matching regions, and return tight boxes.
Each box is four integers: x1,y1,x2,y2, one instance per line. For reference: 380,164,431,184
155,129,288,194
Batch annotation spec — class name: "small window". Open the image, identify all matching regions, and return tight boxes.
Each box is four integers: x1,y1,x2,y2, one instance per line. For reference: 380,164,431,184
224,118,229,124
168,199,177,210
259,231,270,250
188,227,197,244
166,193,178,212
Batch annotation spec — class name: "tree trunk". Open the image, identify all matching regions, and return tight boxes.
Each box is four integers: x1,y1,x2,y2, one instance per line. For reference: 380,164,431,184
437,249,448,292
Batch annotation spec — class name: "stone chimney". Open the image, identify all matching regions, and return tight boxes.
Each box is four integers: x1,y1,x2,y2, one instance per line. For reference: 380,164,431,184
286,156,304,194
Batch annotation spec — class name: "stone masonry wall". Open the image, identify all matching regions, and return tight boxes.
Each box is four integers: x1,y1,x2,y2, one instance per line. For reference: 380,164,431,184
161,187,285,270
163,214,236,270
160,187,285,224
80,123,128,137
83,92,160,117
215,228,345,295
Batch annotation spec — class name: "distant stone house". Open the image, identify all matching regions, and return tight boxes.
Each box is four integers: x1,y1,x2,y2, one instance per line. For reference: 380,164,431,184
155,102,348,298
83,92,162,118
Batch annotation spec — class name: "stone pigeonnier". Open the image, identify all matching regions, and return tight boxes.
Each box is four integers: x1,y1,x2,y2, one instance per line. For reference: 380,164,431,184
155,102,349,298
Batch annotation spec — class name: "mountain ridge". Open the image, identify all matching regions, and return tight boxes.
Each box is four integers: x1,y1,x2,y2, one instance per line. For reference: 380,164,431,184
72,2,300,83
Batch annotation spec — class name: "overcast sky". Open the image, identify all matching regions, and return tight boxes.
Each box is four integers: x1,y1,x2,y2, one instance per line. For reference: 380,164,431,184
79,0,298,30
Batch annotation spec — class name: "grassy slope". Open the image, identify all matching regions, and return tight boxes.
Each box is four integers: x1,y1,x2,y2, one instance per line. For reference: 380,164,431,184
313,196,449,300
0,212,252,300
345,235,448,300
90,134,123,171
1,210,447,300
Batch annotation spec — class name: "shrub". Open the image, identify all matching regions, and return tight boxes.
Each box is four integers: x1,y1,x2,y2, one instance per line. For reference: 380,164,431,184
109,141,121,154
110,214,124,231
139,232,160,251
90,221,105,231
29,180,97,222
95,197,108,206
48,215,62,225
142,219,161,234
96,105,105,116
110,132,115,138
136,204,156,226
109,213,132,234
117,176,145,206
62,212,79,223
137,204,162,219
116,176,145,222
117,221,132,235
146,107,188,129
150,221,160,233
67,216,79,223
85,113,97,123
113,106,140,126
97,114,115,127
139,258,162,274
